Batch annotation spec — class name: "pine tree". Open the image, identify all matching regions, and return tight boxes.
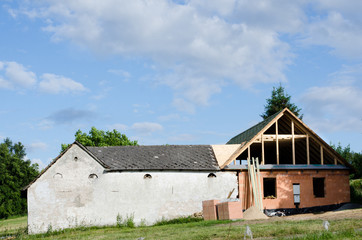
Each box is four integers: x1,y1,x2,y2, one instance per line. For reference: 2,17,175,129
261,84,303,119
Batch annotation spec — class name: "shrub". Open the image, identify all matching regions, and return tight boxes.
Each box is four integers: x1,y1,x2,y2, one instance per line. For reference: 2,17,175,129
350,179,362,204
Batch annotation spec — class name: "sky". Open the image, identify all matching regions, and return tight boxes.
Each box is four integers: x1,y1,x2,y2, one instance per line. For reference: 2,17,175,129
0,0,361,169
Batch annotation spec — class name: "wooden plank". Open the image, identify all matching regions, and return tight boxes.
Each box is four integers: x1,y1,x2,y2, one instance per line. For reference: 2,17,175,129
276,120,279,165
306,134,310,165
292,120,295,165
261,134,265,165
248,146,250,161
255,158,263,211
254,134,307,142
320,145,324,165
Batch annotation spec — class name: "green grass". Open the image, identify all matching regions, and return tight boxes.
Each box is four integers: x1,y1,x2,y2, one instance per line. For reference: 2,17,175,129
0,215,27,236
1,216,361,239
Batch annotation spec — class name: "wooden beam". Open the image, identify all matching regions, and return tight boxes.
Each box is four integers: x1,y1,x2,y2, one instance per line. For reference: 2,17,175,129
248,146,250,161
276,120,279,165
292,120,295,165
261,134,265,165
306,134,310,165
254,134,307,142
334,158,337,165
320,145,324,165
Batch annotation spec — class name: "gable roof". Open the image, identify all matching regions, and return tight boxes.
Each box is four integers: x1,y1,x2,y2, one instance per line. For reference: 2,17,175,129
87,145,220,171
221,108,352,169
23,143,220,190
227,110,282,145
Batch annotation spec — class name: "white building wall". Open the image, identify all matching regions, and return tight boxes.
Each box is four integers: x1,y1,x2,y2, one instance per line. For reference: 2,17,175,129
27,145,238,234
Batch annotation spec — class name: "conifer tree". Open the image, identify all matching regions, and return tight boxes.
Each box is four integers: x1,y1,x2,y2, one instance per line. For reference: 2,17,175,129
261,84,303,119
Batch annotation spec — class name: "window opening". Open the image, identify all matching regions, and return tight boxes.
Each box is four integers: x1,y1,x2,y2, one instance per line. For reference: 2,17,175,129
144,174,152,179
88,174,98,179
207,173,217,178
53,173,63,179
313,178,325,198
263,178,276,198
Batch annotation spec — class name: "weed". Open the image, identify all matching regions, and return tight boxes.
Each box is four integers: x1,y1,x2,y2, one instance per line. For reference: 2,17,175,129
116,213,135,228
154,216,203,226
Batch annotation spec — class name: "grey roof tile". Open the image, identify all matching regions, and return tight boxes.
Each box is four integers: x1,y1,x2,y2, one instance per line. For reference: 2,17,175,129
86,145,219,171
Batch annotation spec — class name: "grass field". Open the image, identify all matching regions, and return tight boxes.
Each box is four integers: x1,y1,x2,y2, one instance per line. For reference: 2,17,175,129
0,210,361,239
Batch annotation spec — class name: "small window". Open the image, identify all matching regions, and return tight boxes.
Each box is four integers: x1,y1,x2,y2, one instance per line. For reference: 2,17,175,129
313,178,325,198
53,173,63,179
208,173,217,178
88,174,98,179
144,174,152,179
264,178,276,198
74,156,78,161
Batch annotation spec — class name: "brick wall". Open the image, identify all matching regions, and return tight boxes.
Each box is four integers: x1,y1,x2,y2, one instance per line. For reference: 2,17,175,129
238,169,350,210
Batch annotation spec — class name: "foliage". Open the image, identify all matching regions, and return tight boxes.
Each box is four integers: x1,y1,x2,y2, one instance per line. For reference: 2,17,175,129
261,84,303,119
116,213,135,228
350,179,362,204
61,127,138,152
330,142,362,179
154,216,203,226
0,139,39,219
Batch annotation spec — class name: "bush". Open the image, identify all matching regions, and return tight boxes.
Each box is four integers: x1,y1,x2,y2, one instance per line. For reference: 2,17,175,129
350,179,362,204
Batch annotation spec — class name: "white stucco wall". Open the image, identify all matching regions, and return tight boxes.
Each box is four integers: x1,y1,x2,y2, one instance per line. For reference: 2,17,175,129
27,144,238,234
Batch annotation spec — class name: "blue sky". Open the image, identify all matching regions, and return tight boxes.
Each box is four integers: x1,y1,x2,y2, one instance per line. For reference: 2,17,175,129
0,0,361,169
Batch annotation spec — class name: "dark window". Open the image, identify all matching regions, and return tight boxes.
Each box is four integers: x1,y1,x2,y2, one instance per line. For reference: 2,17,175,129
144,174,152,179
313,178,325,198
208,173,217,178
263,178,276,198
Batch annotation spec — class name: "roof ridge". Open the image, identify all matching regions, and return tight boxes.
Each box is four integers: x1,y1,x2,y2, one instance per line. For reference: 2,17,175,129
226,109,283,144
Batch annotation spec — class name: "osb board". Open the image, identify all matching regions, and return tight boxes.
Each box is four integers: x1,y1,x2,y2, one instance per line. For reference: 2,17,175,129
212,144,241,167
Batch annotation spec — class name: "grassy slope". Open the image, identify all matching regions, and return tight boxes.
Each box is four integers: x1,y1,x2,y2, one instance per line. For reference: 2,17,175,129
0,216,27,236
1,216,361,240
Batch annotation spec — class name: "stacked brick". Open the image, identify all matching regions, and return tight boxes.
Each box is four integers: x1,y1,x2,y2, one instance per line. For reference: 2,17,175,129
202,199,243,220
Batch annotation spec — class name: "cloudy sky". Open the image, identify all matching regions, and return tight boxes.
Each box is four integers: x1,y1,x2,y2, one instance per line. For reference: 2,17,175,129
1,0,361,168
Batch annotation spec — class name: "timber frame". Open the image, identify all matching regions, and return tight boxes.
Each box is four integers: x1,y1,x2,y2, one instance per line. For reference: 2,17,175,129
222,108,352,169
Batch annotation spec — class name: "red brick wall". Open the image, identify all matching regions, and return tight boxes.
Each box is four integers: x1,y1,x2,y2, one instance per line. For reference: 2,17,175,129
238,170,350,210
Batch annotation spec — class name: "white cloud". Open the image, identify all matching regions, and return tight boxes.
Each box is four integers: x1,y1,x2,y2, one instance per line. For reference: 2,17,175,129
131,122,163,135
0,61,36,89
39,73,87,94
15,1,362,109
302,65,362,133
17,0,293,108
5,61,37,87
27,142,48,152
303,11,362,59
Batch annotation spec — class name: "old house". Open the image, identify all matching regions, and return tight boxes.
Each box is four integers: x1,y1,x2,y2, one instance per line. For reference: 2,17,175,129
25,108,351,233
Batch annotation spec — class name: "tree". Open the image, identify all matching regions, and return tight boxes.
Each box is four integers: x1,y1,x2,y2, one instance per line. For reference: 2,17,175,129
0,138,39,219
330,142,362,179
261,84,303,119
61,127,138,151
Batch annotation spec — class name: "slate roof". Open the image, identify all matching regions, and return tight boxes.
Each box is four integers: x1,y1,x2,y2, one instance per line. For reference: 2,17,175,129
86,145,220,171
226,110,282,144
